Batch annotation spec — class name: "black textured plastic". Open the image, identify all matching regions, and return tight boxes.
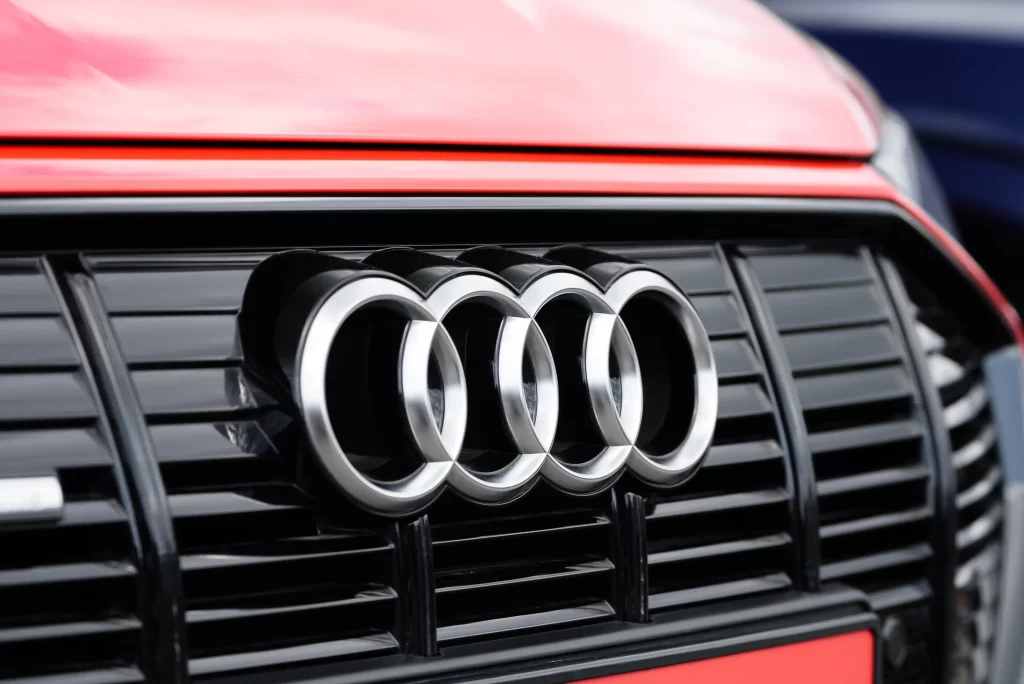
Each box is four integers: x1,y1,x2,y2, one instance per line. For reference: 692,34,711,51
0,259,146,683
742,247,942,684
88,253,402,679
3,224,1013,684
64,245,799,677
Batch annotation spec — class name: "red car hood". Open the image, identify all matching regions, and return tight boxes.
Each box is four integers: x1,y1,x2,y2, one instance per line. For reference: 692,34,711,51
0,0,876,156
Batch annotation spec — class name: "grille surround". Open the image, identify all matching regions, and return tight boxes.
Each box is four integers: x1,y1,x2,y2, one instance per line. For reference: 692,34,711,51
0,193,1015,684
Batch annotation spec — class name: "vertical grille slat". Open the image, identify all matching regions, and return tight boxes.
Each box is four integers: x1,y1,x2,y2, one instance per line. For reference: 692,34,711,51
0,260,143,683
641,248,794,613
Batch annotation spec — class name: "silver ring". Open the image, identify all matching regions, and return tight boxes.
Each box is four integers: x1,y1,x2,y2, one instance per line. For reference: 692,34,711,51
291,265,717,516
295,277,463,515
423,274,557,504
605,270,719,486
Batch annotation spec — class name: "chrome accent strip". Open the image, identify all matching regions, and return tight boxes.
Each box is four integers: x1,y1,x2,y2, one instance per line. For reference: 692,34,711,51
957,502,1003,551
916,322,945,354
0,475,64,523
929,353,965,388
955,543,1000,590
957,466,1003,510
945,383,989,429
953,424,998,471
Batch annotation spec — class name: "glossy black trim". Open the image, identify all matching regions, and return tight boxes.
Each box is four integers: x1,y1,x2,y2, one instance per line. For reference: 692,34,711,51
875,254,957,684
727,253,820,591
612,490,648,623
51,256,188,684
3,194,1005,684
712,243,804,600
39,258,153,675
397,516,438,656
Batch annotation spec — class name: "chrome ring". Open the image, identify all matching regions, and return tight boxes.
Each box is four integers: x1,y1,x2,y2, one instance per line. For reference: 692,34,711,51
605,270,718,486
295,277,461,515
424,274,557,504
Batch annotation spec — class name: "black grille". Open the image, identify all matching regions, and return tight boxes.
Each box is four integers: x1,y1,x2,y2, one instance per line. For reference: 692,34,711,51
89,256,400,677
745,247,934,597
0,222,1013,684
81,246,803,668
745,247,941,684
904,273,1004,684
430,493,615,645
636,246,793,612
0,259,142,682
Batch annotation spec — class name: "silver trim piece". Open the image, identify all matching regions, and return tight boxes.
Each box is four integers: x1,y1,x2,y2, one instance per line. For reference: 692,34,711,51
0,476,64,523
929,353,965,388
953,424,998,471
957,466,1003,511
290,266,717,515
956,543,1000,591
957,502,1004,551
0,195,915,215
945,383,989,429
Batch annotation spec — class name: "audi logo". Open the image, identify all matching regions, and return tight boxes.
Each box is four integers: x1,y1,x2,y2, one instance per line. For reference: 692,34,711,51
244,247,718,516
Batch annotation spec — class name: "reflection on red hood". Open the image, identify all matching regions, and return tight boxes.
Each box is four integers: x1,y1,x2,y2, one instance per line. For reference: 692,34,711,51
0,0,155,80
0,0,876,156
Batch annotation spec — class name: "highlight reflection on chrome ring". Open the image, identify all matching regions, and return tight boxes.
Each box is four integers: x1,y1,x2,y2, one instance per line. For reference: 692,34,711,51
293,268,718,516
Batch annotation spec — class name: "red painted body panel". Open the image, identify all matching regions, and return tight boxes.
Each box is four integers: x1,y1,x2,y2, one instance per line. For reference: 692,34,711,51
0,147,882,197
573,631,874,684
0,0,873,156
893,186,1024,352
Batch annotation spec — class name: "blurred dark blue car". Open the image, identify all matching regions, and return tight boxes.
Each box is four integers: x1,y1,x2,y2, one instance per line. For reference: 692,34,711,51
763,0,1024,305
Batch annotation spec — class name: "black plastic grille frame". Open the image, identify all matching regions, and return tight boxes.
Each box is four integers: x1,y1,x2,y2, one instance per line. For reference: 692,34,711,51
0,259,143,683
0,204,1013,684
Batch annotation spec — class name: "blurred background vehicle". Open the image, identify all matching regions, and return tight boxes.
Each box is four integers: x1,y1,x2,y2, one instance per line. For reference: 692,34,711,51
763,0,1024,307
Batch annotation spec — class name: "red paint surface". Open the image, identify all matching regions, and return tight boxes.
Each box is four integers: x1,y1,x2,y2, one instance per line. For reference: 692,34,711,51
0,147,884,197
572,631,874,684
892,189,1024,353
0,0,874,157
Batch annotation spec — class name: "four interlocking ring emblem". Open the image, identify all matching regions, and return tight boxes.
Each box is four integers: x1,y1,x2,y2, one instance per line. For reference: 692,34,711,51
293,267,717,515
